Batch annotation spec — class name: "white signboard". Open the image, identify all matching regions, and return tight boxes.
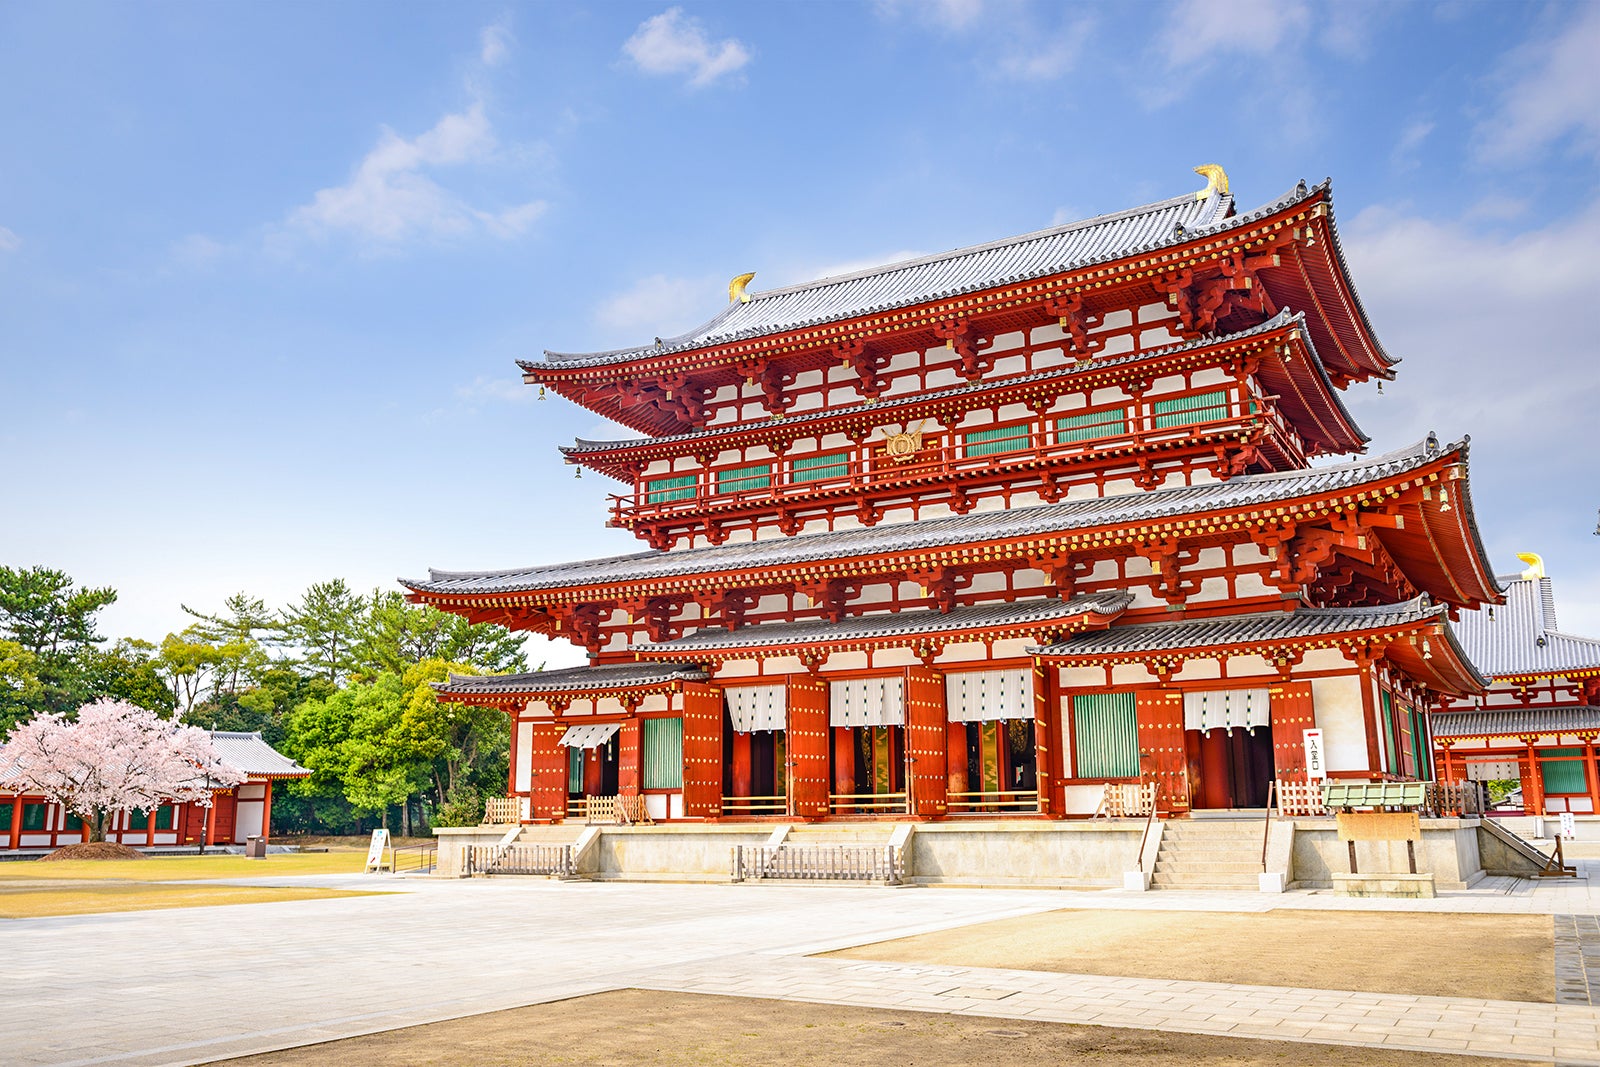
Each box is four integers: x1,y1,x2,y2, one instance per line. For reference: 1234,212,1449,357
364,828,391,873
1303,729,1327,781
1561,811,1577,840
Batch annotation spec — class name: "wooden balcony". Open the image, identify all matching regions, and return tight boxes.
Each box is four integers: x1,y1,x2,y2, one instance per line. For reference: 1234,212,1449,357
610,394,1303,546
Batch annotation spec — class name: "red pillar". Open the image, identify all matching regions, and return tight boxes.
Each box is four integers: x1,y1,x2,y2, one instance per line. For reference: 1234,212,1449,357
260,781,274,843
946,721,969,799
832,726,856,805
1585,735,1600,816
731,731,753,799
7,797,19,851
204,791,218,848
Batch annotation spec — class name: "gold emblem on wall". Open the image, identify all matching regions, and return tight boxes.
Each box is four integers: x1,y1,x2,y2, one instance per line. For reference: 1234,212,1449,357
878,420,929,464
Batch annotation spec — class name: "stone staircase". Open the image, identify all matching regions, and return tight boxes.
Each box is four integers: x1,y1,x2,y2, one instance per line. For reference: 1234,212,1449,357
1151,818,1262,890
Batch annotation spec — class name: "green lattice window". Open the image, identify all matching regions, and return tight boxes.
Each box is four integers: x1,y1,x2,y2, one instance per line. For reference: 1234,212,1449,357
66,813,82,831
155,805,174,830
792,451,850,483
1381,691,1399,774
1073,692,1140,779
1152,389,1229,429
1542,748,1587,794
1054,408,1125,444
643,717,684,790
22,804,45,832
963,423,1031,457
645,474,696,503
716,464,772,494
127,808,149,831
568,745,584,795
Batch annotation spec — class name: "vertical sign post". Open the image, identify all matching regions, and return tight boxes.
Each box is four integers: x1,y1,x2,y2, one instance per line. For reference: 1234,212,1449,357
1303,729,1326,781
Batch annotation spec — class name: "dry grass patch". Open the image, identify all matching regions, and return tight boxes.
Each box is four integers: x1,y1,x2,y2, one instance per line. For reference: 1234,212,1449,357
827,908,1555,1003
0,881,379,919
203,988,1536,1066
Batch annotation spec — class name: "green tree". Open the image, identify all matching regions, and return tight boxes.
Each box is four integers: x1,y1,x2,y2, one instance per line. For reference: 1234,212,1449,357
0,639,44,738
78,639,175,717
279,580,367,685
355,591,527,679
181,593,276,696
0,566,118,715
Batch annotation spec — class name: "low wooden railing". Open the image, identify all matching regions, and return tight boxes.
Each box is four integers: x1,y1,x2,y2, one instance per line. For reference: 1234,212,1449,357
722,795,787,816
1275,779,1327,817
946,789,1041,814
1423,780,1485,817
828,792,908,816
1093,782,1157,818
565,795,653,825
731,844,902,884
482,796,521,825
467,843,575,877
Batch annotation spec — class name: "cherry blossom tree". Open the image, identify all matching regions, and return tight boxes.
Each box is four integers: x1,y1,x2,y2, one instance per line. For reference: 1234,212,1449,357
0,698,244,841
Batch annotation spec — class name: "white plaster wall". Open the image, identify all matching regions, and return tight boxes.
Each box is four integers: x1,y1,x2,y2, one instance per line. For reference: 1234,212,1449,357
1233,572,1276,599
1225,655,1277,678
938,643,988,663
1312,674,1369,772
715,660,762,679
873,648,919,667
1171,659,1223,681
1111,663,1154,686
992,638,1033,659
1062,784,1104,815
1137,302,1176,323
1300,647,1350,672
825,651,870,672
1098,334,1134,357
1091,386,1131,406
1192,367,1232,388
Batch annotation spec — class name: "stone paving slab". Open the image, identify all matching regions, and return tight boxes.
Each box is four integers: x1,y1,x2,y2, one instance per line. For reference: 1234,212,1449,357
5,869,1600,1066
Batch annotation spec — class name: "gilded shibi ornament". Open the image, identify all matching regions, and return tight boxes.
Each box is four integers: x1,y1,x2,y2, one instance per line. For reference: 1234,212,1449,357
728,272,756,304
878,420,929,463
1193,163,1229,201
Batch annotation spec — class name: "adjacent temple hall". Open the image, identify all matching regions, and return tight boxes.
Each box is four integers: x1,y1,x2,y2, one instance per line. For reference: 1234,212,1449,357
404,169,1502,824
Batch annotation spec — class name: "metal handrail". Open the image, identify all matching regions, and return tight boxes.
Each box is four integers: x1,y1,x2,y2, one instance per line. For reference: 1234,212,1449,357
1135,792,1159,873
1260,779,1277,872
389,842,437,875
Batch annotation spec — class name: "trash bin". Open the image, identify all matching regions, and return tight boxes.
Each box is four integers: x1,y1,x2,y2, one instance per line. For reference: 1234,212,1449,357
245,835,267,859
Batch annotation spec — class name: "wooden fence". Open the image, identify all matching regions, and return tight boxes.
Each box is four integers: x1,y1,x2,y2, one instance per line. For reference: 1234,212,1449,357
466,844,575,878
731,844,902,884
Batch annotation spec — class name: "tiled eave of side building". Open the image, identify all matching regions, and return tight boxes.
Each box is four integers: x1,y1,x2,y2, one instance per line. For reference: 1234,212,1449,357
523,180,1392,436
628,593,1132,665
1030,595,1487,697
562,311,1368,481
1433,707,1600,740
403,434,1501,623
434,663,708,706
1451,575,1600,683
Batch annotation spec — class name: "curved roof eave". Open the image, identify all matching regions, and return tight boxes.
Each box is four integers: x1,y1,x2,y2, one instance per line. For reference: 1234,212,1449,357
534,183,1332,369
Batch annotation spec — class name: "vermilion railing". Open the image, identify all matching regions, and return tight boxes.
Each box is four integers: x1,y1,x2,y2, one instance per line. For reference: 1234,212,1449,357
609,393,1298,529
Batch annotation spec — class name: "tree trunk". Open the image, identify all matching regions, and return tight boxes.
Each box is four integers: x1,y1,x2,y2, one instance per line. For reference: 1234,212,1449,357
91,809,108,843
402,799,411,838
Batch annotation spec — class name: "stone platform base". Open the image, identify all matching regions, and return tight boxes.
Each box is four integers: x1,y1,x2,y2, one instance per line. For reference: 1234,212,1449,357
1332,872,1436,898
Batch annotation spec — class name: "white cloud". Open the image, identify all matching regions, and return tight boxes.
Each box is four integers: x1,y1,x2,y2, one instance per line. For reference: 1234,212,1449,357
480,20,512,67
1391,119,1434,170
1340,200,1600,598
285,102,545,246
1158,0,1309,69
623,8,751,88
0,226,19,252
996,19,1091,81
594,273,719,339
876,0,985,32
1476,5,1600,164
171,233,224,268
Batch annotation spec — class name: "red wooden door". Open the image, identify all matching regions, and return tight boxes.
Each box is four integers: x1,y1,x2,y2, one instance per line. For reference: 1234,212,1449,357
680,683,723,818
1136,691,1189,815
905,666,949,818
1270,681,1314,782
617,719,643,799
527,722,569,821
787,675,829,819
1032,662,1055,816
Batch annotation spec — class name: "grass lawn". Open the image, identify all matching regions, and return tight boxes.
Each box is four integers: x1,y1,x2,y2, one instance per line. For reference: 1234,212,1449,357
0,847,386,918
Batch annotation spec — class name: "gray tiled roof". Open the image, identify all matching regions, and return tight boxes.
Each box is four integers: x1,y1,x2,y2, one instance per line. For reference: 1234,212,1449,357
403,434,1459,596
206,731,310,779
562,310,1365,458
1028,597,1447,657
1452,575,1600,678
542,185,1285,366
436,662,707,696
1432,707,1600,739
631,593,1132,654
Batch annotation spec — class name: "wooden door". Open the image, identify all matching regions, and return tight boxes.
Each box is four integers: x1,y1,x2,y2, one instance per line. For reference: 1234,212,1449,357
787,675,829,819
617,719,642,800
527,722,569,821
1270,681,1314,782
680,683,723,818
1136,691,1188,815
905,666,948,817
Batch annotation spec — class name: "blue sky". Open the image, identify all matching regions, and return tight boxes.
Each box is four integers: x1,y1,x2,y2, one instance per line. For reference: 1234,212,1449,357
3,1,1598,669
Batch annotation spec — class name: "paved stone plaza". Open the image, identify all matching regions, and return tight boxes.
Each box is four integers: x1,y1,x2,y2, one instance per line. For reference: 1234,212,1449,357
9,867,1600,1067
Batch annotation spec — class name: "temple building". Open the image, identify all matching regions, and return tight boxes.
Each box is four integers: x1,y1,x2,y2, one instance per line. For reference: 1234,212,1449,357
0,730,308,854
1434,555,1600,816
405,169,1500,825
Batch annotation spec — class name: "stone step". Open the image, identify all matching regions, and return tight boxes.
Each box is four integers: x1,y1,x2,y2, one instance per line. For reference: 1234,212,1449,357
1151,878,1261,891
1156,845,1260,860
1153,858,1262,875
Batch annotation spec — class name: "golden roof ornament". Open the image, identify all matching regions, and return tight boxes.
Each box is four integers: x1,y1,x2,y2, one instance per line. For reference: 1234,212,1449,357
1193,163,1229,201
1516,552,1545,580
728,272,756,304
